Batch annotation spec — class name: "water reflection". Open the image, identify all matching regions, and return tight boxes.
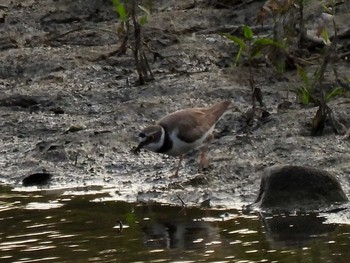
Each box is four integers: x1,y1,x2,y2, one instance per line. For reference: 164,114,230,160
142,220,220,249
260,213,337,248
0,186,349,263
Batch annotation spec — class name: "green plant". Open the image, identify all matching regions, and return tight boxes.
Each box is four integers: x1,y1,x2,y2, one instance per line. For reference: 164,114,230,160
222,25,284,67
325,86,347,102
296,0,343,106
112,0,151,26
112,0,127,23
257,0,300,73
223,25,285,111
296,6,348,136
111,0,153,84
296,64,347,106
296,65,313,105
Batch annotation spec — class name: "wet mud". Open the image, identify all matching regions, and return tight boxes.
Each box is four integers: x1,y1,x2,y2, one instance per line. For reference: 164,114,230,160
0,0,350,209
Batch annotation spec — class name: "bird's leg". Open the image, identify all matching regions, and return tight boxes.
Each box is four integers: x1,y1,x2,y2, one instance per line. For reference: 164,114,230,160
199,134,214,170
171,154,183,178
199,151,209,170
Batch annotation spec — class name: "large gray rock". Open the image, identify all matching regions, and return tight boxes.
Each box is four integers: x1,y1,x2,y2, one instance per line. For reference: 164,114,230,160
252,165,348,211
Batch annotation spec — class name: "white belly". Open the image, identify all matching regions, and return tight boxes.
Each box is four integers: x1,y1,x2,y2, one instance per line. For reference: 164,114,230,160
166,126,214,156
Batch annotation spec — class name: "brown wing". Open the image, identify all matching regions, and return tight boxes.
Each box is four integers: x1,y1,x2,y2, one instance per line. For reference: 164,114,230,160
158,101,231,143
158,109,210,143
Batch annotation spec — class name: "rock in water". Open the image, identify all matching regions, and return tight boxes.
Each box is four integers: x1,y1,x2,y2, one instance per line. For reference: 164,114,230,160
252,165,348,211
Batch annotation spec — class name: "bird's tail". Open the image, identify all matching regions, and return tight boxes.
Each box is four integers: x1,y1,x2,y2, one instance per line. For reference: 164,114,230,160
208,100,232,121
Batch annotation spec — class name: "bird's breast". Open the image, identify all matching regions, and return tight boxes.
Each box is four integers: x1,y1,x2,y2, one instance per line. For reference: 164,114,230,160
165,127,213,156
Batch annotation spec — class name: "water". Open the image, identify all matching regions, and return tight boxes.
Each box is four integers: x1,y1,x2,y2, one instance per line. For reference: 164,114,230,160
1,186,350,263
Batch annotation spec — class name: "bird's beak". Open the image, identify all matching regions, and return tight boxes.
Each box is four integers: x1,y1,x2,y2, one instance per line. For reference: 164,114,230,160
132,141,145,154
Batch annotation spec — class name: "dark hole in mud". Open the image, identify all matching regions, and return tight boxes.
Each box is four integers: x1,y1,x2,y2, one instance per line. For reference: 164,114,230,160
22,172,53,186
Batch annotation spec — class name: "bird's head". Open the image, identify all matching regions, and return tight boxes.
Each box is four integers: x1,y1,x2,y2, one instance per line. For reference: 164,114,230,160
133,125,165,153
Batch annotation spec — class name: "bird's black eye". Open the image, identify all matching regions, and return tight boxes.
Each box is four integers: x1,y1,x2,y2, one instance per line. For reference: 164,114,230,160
139,133,146,138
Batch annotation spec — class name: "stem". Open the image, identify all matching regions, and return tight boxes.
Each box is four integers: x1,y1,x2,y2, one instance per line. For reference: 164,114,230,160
131,0,144,84
316,17,338,92
298,1,306,48
247,39,256,109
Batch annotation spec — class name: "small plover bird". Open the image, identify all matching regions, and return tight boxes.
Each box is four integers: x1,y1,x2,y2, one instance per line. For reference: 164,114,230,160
134,101,231,177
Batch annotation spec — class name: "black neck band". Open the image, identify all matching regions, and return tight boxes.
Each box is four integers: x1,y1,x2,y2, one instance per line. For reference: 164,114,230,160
157,127,173,153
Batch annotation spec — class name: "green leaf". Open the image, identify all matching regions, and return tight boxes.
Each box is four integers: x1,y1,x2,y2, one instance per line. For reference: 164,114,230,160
221,33,246,65
325,86,346,102
139,15,148,26
254,38,285,49
221,33,246,49
234,46,244,66
243,25,253,40
253,38,275,46
112,0,127,22
322,4,332,14
296,64,314,105
138,5,151,16
321,29,331,46
250,38,286,58
296,65,311,90
138,5,150,25
297,86,310,105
